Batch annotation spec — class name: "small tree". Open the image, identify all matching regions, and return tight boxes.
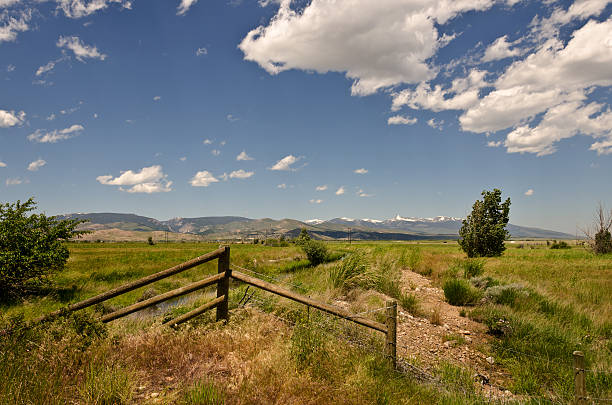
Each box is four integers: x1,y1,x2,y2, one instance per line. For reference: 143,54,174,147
583,203,612,254
458,189,511,258
0,198,86,302
295,228,311,246
301,240,328,266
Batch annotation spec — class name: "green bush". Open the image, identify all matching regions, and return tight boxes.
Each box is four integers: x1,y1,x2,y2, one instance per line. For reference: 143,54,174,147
302,240,328,266
550,241,570,249
459,259,485,278
443,278,481,306
484,283,528,306
329,252,377,290
0,198,86,302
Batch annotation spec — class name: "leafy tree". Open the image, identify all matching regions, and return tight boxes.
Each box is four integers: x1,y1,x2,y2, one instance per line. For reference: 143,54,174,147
458,189,511,258
295,228,311,246
301,240,328,266
0,198,86,302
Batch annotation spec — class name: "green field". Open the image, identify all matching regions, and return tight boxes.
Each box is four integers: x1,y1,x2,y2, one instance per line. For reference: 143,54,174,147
1,241,611,404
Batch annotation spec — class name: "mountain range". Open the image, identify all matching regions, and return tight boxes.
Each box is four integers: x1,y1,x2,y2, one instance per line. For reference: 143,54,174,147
57,213,574,241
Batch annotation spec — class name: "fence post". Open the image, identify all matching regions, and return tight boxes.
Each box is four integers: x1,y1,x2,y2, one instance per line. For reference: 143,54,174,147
573,350,587,405
385,300,397,369
216,246,231,322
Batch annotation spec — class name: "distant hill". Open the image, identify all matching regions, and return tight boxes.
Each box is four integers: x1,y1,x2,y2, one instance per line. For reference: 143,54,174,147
58,212,574,240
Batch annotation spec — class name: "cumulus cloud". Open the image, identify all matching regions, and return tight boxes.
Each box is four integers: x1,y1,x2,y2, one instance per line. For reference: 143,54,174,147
427,118,444,130
0,160,6,167
190,170,218,187
57,36,107,61
239,0,499,96
316,185,328,191
177,0,198,15
357,189,373,197
487,140,502,147
277,183,287,189
226,114,239,122
354,168,368,174
36,59,62,76
57,0,132,18
309,199,322,204
229,169,254,179
481,35,522,62
211,149,220,156
6,64,15,72
196,47,207,56
270,154,301,171
0,8,30,43
27,159,46,171
335,186,345,195
28,124,84,143
203,139,212,144
179,156,187,161
97,165,172,193
5,177,22,186
388,115,417,125
0,109,25,127
153,95,161,101
524,189,534,196
236,150,254,161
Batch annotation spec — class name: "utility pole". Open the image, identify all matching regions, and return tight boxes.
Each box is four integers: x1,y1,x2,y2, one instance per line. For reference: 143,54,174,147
348,227,351,244
165,230,168,244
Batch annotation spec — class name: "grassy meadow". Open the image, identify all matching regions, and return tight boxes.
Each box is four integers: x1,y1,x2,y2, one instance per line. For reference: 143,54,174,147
1,240,610,404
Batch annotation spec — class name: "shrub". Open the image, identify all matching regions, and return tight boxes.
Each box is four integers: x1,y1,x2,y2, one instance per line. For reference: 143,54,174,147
295,228,311,246
147,236,155,245
183,380,225,405
399,294,420,316
550,241,570,249
459,259,485,278
484,283,528,306
458,188,511,257
302,240,328,266
443,278,481,306
470,275,499,290
0,198,86,302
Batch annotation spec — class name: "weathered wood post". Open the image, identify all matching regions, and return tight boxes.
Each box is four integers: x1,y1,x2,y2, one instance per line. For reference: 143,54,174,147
573,350,587,405
385,300,397,369
216,246,231,322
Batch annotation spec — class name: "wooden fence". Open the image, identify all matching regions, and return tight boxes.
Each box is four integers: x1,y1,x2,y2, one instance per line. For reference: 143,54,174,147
36,246,398,366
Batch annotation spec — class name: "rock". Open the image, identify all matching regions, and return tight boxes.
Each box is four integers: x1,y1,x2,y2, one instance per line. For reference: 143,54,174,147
443,341,452,348
465,336,472,343
486,356,495,364
150,393,159,398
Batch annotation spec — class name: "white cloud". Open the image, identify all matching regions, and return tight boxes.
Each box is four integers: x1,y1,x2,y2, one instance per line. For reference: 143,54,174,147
203,138,212,144
196,47,208,56
177,0,198,15
27,159,46,172
47,113,56,121
270,154,301,171
57,0,132,18
5,177,22,186
0,109,25,128
427,118,444,130
219,140,226,146
335,186,345,195
226,114,239,122
236,150,254,161
0,161,6,167
309,199,323,204
277,183,287,189
6,64,15,72
487,140,502,147
0,9,30,43
211,149,221,156
316,185,328,191
388,115,417,125
190,170,218,187
358,189,373,197
239,0,499,96
179,156,187,161
28,124,84,143
153,96,161,101
97,165,172,193
35,58,64,76
354,168,368,174
481,35,522,62
229,169,254,179
0,0,20,8
524,189,534,196
57,35,107,61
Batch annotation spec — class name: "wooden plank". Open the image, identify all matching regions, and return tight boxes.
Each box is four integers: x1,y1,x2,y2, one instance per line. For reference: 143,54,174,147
216,246,230,322
385,300,397,368
100,272,225,323
574,350,587,405
231,270,387,333
164,295,226,327
36,247,226,323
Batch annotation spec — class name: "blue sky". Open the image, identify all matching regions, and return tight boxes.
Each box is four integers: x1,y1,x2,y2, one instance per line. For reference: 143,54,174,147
1,0,611,233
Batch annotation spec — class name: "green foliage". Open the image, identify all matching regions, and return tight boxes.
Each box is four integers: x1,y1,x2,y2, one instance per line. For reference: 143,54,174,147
459,258,485,278
182,380,225,405
550,240,570,249
80,358,134,404
294,228,311,246
594,229,612,254
0,198,86,302
301,239,328,266
484,283,528,306
458,188,511,258
147,236,155,245
329,252,376,290
443,278,482,306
